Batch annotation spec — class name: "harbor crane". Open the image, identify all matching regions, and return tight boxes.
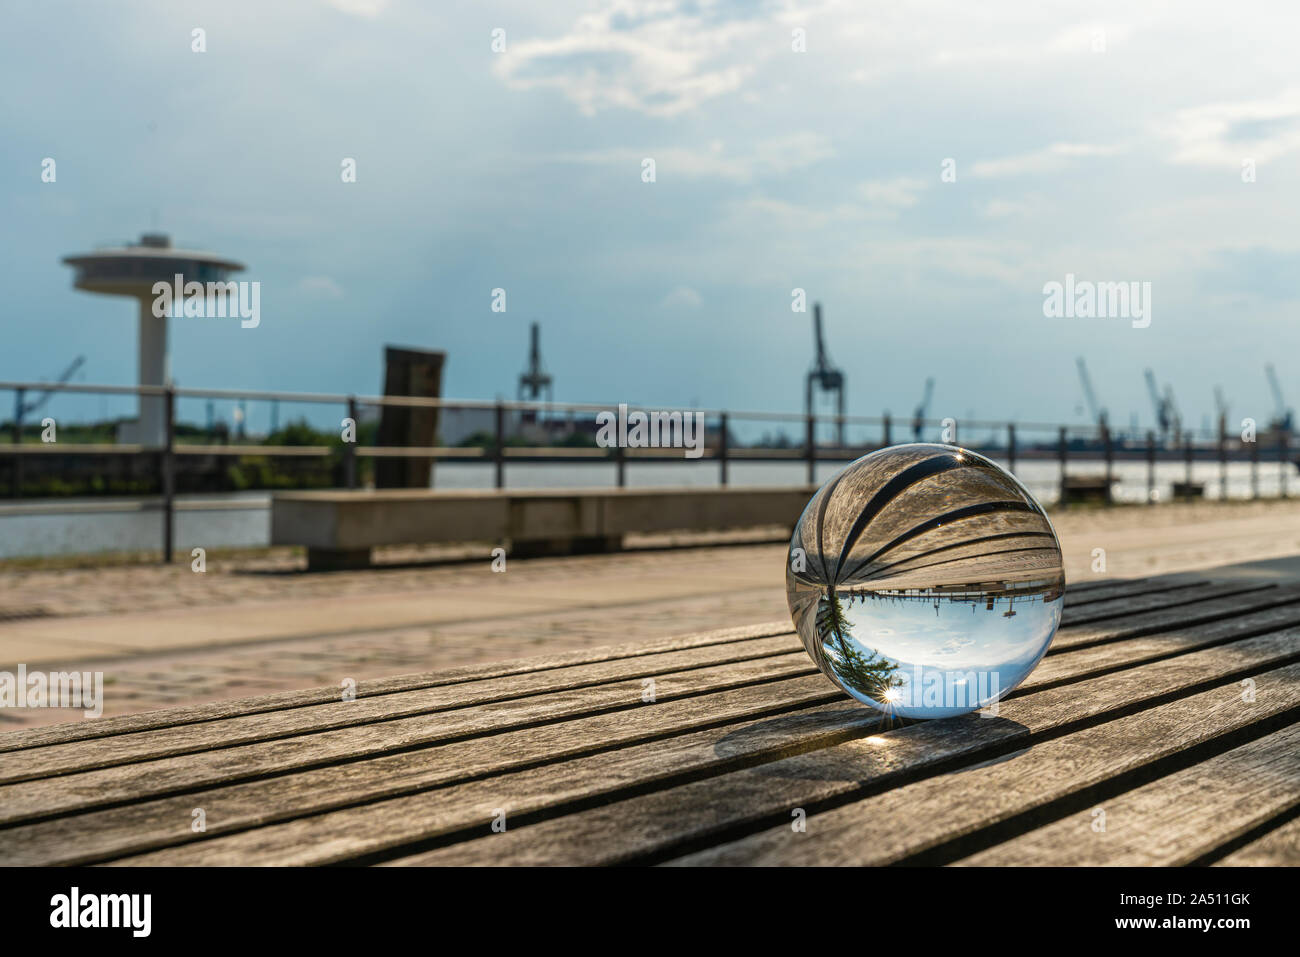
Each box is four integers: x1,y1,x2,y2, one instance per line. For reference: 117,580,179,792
14,355,86,421
1214,386,1229,436
517,321,554,404
805,302,846,447
1164,384,1183,443
912,377,935,441
1144,368,1172,442
1075,357,1108,432
1265,363,1293,433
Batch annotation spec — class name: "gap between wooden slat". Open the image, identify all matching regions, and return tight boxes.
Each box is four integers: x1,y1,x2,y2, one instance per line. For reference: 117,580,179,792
82,629,1300,866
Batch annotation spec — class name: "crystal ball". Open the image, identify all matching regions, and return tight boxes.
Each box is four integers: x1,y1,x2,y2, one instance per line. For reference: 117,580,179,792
786,444,1064,719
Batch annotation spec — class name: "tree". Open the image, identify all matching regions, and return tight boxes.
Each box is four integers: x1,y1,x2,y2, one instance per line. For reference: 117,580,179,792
816,589,901,702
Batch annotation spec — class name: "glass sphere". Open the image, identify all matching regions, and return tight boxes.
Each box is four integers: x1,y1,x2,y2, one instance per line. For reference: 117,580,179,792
786,444,1064,719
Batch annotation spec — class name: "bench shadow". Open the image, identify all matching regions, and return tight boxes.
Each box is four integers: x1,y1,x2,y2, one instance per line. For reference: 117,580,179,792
713,708,1031,783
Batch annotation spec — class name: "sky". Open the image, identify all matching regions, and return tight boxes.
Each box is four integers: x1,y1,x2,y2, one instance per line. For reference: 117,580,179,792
2,0,1299,436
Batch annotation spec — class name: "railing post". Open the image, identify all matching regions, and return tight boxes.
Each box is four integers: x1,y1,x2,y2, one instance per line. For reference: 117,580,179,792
1147,431,1156,504
1057,426,1067,504
882,412,891,448
1218,417,1227,500
11,388,22,499
1281,431,1290,499
344,395,359,490
1252,433,1260,499
1007,423,1016,475
718,412,728,487
1102,422,1113,497
162,385,175,564
615,435,626,487
1183,431,1193,501
494,400,506,490
806,413,816,484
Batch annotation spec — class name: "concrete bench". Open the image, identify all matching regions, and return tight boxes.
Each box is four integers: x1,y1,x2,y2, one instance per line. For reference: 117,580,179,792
1059,475,1114,505
271,486,815,570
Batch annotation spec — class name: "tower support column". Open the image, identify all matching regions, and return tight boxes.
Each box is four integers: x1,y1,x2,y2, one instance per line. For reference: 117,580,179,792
136,297,169,448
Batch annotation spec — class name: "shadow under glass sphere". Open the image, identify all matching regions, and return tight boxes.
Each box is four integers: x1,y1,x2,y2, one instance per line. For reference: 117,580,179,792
786,444,1064,719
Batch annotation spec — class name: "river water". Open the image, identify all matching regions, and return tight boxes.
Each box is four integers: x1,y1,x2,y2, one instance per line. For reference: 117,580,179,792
0,459,1293,559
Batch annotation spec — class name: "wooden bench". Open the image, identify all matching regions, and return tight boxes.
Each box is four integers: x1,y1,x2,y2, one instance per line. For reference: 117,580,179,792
1,568,1298,866
271,486,815,570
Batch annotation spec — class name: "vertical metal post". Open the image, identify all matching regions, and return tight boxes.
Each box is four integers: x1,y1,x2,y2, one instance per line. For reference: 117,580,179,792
1281,431,1290,499
1102,422,1113,496
344,395,358,490
11,388,22,499
1218,417,1227,501
718,412,729,487
806,413,816,485
1184,431,1193,501
1057,426,1067,504
1007,423,1016,475
1146,431,1156,504
1251,434,1260,499
494,401,505,490
615,436,626,488
162,385,175,564
882,413,891,448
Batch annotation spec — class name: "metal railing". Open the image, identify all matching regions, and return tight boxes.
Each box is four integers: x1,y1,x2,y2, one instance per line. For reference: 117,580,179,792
1,380,1294,561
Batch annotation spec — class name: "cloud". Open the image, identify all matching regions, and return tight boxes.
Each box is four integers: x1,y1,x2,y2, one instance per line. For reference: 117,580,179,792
980,199,1034,219
970,142,1124,178
1159,90,1300,166
544,133,833,183
296,276,345,299
1045,22,1131,54
857,177,927,208
492,0,768,116
661,286,703,309
324,0,389,18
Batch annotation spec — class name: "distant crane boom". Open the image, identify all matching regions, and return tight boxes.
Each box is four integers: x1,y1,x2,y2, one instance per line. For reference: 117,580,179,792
912,377,935,440
1265,363,1293,431
1266,364,1285,417
1075,357,1107,428
1144,368,1169,438
805,303,846,447
17,355,86,418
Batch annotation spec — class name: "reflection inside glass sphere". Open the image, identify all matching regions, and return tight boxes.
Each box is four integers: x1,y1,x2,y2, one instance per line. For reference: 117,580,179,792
786,444,1064,719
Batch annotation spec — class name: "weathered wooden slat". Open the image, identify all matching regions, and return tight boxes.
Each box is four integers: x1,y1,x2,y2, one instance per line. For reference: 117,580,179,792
952,723,1300,865
382,633,1300,866
667,663,1300,866
1213,814,1300,866
1059,574,1203,606
0,671,842,830
1055,581,1270,627
0,575,1204,755
0,636,805,784
0,620,795,752
4,577,1273,782
8,583,1289,821
1050,582,1300,651
1022,601,1300,691
100,628,1300,867
24,702,866,867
